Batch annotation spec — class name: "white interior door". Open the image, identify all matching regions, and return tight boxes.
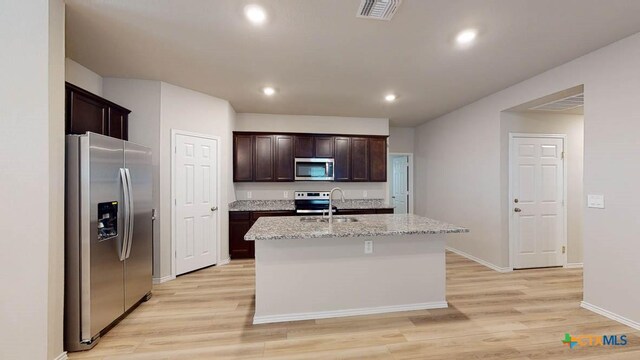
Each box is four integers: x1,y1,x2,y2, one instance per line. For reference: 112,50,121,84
174,133,218,275
392,156,409,214
511,136,565,269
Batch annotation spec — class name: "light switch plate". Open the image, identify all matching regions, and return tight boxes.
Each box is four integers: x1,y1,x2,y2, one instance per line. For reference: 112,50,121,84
247,191,252,199
587,194,605,209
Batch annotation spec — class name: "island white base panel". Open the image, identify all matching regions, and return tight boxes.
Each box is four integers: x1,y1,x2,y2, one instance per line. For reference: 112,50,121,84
253,234,447,324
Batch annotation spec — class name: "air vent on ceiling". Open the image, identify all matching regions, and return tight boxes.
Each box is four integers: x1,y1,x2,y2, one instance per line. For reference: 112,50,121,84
357,0,402,21
530,93,584,112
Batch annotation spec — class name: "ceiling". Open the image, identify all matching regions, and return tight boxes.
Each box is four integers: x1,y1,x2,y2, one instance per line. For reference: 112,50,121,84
65,0,640,126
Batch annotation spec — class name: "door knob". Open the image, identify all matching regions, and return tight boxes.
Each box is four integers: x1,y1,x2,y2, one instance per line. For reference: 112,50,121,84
514,207,522,213
211,206,218,212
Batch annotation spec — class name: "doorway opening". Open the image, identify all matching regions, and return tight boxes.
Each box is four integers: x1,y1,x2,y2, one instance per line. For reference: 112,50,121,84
502,85,584,270
388,153,414,214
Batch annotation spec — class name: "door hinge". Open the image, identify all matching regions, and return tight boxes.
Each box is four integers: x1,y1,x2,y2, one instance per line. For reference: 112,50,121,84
562,246,566,254
561,151,565,160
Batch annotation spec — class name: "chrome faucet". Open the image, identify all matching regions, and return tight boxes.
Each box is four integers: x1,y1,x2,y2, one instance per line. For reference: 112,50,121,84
327,187,345,224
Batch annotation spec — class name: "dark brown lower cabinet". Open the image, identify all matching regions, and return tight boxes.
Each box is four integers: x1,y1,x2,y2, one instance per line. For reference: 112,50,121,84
336,208,394,215
229,210,295,259
229,212,254,259
229,208,394,259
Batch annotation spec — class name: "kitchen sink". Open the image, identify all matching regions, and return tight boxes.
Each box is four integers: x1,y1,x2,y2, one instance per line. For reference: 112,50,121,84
331,217,358,223
299,216,358,223
299,216,327,223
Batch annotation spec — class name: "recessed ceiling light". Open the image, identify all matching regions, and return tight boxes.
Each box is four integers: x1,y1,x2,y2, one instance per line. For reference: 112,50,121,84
262,87,276,96
456,28,477,45
244,4,267,25
385,94,397,102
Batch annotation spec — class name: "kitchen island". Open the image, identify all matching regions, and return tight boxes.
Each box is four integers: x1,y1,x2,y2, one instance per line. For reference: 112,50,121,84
245,214,468,324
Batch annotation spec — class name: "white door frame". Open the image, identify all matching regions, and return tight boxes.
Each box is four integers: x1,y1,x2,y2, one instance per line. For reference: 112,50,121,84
388,153,414,214
171,129,222,278
508,133,568,269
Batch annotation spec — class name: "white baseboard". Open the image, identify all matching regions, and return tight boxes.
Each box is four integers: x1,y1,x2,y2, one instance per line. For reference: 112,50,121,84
581,301,640,330
253,301,448,325
152,275,176,285
446,247,512,273
217,257,231,266
54,351,68,360
564,262,584,269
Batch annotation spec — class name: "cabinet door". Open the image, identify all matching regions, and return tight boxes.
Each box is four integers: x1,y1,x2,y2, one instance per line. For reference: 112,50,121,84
314,136,335,158
351,137,369,181
274,135,294,181
376,208,394,214
229,212,254,259
108,106,129,140
254,135,274,181
294,136,314,158
334,137,351,181
233,134,254,182
67,89,108,135
369,137,387,182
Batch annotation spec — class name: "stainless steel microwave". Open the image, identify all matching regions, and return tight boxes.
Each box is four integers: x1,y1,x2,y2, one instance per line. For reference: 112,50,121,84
295,158,334,181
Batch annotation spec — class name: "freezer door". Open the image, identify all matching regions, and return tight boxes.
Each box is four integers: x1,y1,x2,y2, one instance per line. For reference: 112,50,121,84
85,133,126,339
124,141,153,310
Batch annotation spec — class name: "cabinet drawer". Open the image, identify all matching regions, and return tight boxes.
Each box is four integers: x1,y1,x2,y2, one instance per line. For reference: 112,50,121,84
229,211,251,221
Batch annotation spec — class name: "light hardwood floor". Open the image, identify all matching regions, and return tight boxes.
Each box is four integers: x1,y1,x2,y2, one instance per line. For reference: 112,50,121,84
69,252,640,359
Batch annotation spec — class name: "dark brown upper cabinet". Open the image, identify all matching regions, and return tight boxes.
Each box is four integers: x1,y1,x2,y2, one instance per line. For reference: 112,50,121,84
294,136,314,158
232,132,388,183
65,82,131,140
334,137,351,181
314,136,335,158
233,134,254,182
350,137,369,181
274,135,294,181
254,135,275,181
108,106,129,140
369,137,387,182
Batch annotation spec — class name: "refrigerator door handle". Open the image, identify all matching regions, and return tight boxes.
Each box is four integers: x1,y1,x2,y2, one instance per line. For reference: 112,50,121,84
119,168,130,261
124,168,134,259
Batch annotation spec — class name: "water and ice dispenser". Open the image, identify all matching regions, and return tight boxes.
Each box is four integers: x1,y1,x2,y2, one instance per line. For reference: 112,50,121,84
97,201,118,241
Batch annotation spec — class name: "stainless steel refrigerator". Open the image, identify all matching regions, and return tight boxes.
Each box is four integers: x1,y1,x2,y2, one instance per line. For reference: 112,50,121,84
64,132,153,352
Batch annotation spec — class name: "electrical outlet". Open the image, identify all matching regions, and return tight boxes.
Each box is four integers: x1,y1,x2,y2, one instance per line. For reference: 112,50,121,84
247,191,252,199
364,240,373,254
283,191,289,199
363,190,368,198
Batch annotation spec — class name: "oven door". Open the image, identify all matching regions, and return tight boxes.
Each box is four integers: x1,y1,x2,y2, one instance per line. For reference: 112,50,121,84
295,158,334,181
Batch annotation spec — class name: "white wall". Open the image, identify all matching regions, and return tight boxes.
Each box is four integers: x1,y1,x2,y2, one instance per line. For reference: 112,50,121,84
103,78,163,277
65,57,103,96
414,32,640,326
160,82,236,276
236,113,389,135
389,126,415,154
102,79,236,280
0,1,65,359
500,112,584,264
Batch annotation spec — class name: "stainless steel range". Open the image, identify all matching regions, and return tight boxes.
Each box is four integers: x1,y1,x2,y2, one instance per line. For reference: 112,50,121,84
294,191,338,214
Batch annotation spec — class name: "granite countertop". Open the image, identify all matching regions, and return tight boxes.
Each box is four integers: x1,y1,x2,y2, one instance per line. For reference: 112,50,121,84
228,200,295,212
244,214,469,241
228,199,394,212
